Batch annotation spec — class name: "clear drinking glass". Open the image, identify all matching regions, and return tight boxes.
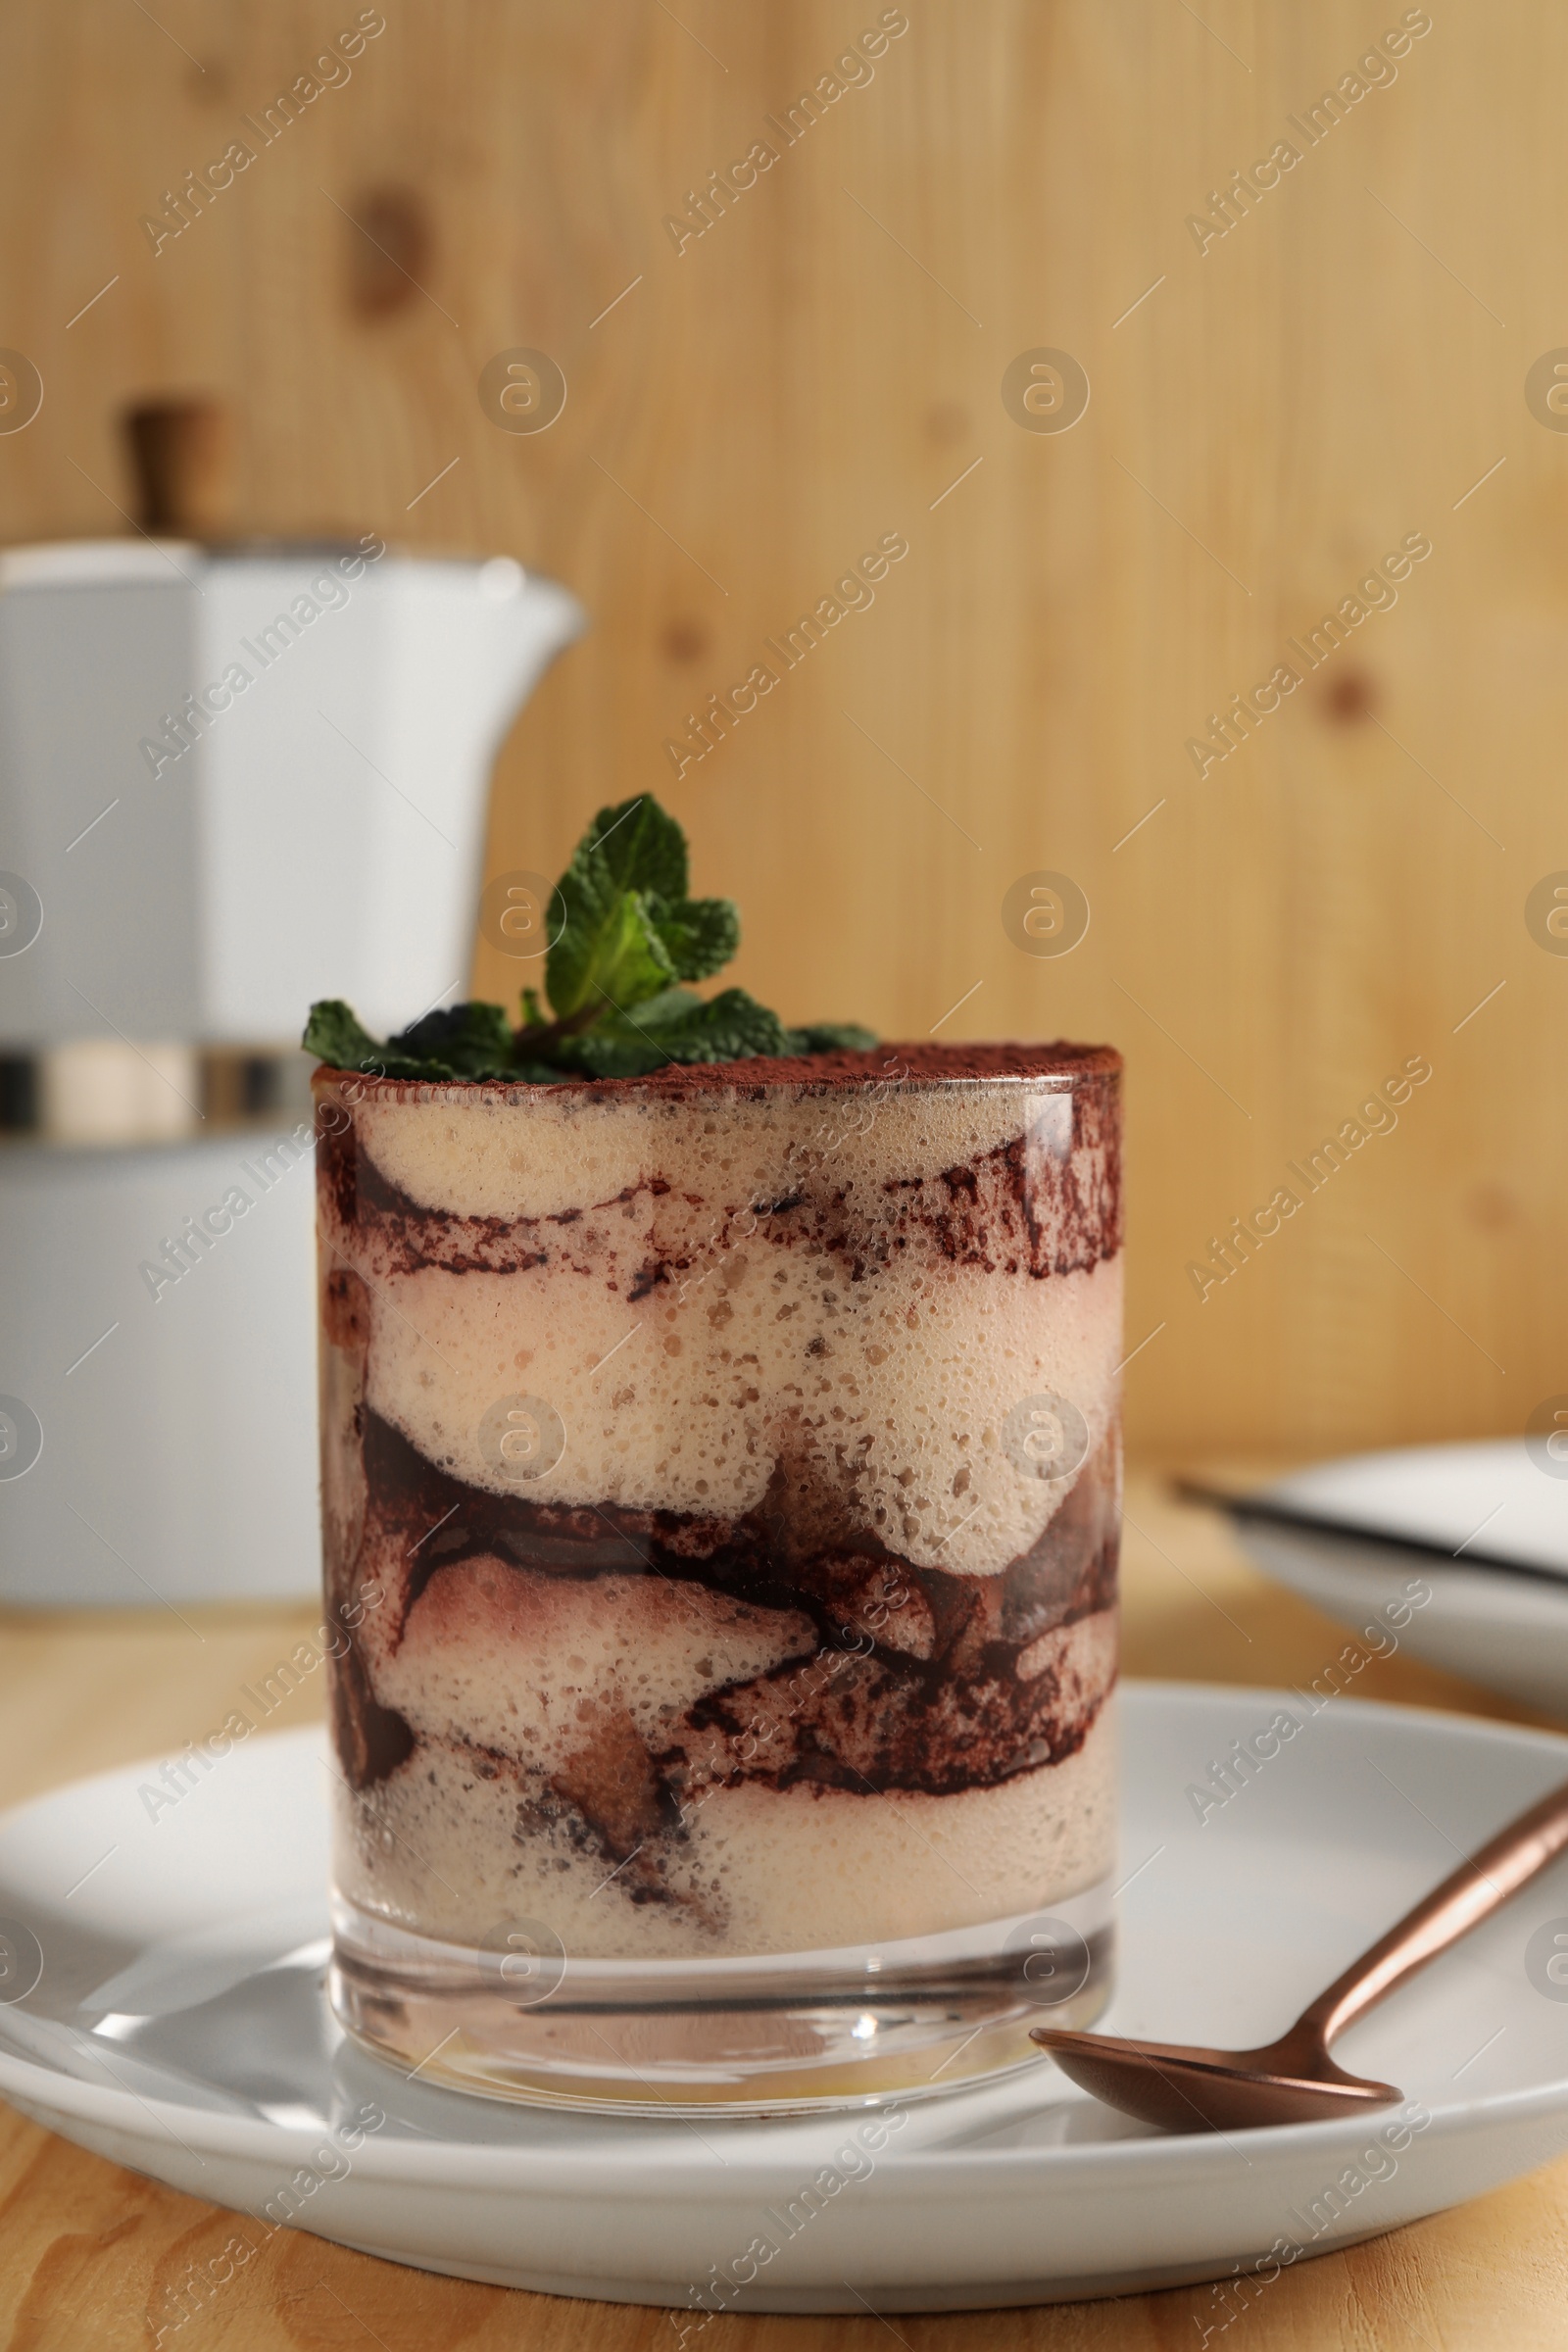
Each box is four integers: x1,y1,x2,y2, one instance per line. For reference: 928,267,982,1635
315,1043,1122,2112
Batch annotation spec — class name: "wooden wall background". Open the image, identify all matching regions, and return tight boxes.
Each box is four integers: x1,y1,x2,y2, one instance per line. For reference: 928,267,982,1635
0,0,1560,1464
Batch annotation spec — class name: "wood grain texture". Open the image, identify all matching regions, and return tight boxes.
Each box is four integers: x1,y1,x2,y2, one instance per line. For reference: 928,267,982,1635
3,1476,1568,2349
0,9,1556,1437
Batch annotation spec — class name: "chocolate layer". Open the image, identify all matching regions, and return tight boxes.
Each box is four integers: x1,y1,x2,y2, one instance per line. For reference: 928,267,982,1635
330,1404,1117,1818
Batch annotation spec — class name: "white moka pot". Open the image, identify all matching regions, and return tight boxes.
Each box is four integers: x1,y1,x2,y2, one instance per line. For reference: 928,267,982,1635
0,538,585,1606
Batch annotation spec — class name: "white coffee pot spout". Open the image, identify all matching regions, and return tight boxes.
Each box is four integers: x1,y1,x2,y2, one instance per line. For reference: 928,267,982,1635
329,552,587,1037
447,557,587,774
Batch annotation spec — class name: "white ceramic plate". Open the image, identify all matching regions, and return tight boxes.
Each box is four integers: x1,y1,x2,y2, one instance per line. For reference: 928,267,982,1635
1230,1443,1568,1720
2,1687,1567,2315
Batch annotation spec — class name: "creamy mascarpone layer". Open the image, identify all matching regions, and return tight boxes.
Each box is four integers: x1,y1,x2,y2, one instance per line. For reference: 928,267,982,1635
350,1078,1081,1224
331,1664,1118,1956
365,1253,1121,1576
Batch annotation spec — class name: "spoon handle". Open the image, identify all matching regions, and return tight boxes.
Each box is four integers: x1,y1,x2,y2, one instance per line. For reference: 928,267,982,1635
1297,1774,1568,2050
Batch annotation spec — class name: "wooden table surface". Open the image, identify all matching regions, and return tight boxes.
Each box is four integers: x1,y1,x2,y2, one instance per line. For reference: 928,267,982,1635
2,1473,1565,2351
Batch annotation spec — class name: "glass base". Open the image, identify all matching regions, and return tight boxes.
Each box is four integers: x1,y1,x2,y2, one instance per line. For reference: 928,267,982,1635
329,1880,1115,2115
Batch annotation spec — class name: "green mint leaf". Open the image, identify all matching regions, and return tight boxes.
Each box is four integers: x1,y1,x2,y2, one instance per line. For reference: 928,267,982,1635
302,1000,448,1078
590,795,688,901
783,1022,879,1054
550,987,697,1078
547,801,709,1015
565,986,790,1076
656,987,792,1063
562,1030,680,1079
650,895,740,982
626,986,704,1025
387,1001,517,1079
547,854,676,1020
303,1000,385,1070
307,796,874,1082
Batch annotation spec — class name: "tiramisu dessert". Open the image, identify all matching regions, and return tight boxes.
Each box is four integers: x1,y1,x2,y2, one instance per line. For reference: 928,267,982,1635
308,799,1121,2107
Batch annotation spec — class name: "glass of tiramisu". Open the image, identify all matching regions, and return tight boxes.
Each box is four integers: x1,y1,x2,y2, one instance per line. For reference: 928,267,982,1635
309,801,1121,2109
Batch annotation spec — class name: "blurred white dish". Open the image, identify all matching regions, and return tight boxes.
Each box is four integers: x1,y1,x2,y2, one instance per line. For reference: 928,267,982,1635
2,1687,1567,2312
1219,1442,1568,1719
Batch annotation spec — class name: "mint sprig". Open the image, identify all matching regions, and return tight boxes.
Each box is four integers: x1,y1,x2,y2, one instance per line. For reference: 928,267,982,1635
304,794,874,1082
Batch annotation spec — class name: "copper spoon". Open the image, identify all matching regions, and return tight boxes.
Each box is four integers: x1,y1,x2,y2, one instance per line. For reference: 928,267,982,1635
1032,1773,1568,2132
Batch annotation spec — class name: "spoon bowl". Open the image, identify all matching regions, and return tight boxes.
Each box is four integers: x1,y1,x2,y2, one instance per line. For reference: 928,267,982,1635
1033,2023,1400,2133
1031,1772,1568,2133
